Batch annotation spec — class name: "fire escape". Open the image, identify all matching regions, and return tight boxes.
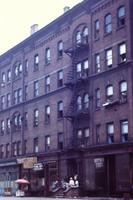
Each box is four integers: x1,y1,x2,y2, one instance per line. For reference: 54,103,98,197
64,33,90,149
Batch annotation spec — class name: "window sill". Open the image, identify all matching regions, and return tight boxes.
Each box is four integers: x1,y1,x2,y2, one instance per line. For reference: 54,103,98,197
104,32,112,37
116,25,125,31
45,62,51,66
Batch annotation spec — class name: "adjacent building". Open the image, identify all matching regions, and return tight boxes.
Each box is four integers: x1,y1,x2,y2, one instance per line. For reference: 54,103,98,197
0,0,133,197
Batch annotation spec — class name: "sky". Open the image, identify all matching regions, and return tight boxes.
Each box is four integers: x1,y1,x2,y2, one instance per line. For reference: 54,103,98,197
0,0,82,55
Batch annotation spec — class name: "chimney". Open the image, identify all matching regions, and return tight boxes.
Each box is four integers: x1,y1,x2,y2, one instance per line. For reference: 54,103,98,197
30,24,38,35
63,6,70,13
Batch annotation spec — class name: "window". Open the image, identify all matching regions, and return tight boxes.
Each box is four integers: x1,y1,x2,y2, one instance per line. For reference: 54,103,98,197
83,60,89,76
107,122,114,144
1,72,6,86
119,43,126,63
58,101,63,118
6,143,10,158
7,93,11,107
96,124,101,144
45,135,50,151
57,41,63,58
45,48,51,65
18,88,22,103
24,112,28,128
17,141,21,156
94,20,100,39
24,85,28,101
45,105,50,123
34,81,39,97
57,70,63,87
58,132,64,150
14,63,22,78
1,95,6,110
84,128,90,147
120,81,127,103
34,138,39,153
45,76,50,93
76,62,82,79
6,118,11,134
106,48,112,67
1,120,5,134
82,27,88,43
121,120,128,142
18,114,22,127
105,14,112,34
77,129,83,146
34,54,39,70
83,93,89,109
76,31,81,44
14,90,18,104
95,53,100,73
76,96,82,111
0,145,4,158
96,89,100,108
7,69,11,82
13,142,17,156
23,140,27,155
118,6,125,27
25,59,28,74
106,85,113,101
34,109,39,127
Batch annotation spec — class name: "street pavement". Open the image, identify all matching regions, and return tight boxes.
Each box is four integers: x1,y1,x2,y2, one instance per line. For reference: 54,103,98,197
0,197,125,200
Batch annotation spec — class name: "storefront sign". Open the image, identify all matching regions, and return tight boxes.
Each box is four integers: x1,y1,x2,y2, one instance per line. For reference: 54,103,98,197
33,163,44,171
94,158,104,168
17,157,37,169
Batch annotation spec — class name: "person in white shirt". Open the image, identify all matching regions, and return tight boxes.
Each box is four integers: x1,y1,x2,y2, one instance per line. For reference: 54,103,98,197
69,177,75,187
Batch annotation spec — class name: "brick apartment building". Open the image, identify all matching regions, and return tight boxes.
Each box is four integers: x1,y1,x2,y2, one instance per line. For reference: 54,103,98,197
0,0,133,197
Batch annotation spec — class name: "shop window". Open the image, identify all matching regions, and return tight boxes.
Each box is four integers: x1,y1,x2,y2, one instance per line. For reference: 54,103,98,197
33,109,39,127
45,76,50,93
94,19,100,39
121,120,128,142
57,101,63,118
34,54,39,71
107,122,114,144
58,132,64,150
34,81,39,97
104,14,112,34
34,137,39,153
57,70,63,87
119,43,126,63
45,48,51,65
106,48,112,67
45,135,50,151
57,41,63,58
45,105,50,123
120,81,127,103
95,88,100,108
118,6,125,27
95,53,100,73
